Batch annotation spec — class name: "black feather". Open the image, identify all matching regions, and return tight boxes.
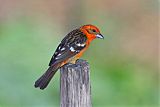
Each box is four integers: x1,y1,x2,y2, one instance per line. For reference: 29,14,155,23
49,29,87,66
35,28,87,89
34,63,60,90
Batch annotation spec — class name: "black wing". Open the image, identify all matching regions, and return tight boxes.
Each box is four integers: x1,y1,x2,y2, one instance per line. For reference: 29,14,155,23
49,29,87,66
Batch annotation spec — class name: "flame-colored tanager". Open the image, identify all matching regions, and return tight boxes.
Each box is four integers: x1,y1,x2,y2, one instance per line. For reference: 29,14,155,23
35,24,104,90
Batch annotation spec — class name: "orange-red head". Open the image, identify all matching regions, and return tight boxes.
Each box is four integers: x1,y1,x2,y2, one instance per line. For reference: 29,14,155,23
80,24,104,42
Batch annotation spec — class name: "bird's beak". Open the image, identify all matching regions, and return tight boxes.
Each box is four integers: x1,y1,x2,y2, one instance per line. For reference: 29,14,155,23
96,34,104,39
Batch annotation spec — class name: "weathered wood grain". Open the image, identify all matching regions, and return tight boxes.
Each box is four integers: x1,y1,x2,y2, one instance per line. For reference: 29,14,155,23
60,59,92,107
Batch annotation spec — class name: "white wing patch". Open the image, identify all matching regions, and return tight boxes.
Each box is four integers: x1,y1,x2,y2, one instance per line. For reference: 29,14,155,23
80,43,85,47
76,43,85,47
70,47,75,52
58,46,61,50
77,43,81,46
57,53,61,56
61,47,65,51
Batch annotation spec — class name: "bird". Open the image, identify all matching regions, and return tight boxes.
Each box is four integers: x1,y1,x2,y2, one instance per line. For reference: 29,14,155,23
34,24,104,90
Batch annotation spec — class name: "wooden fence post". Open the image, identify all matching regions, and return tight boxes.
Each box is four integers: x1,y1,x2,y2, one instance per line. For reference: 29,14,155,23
60,59,92,107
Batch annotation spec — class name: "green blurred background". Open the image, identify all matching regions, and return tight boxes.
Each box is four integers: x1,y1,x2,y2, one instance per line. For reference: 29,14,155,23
0,0,158,107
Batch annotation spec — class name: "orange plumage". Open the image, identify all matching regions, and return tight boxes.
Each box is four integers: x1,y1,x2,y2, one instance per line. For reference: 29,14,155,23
35,24,104,90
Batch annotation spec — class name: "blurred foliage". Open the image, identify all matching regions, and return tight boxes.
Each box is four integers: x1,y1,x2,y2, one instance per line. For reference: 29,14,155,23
0,0,158,107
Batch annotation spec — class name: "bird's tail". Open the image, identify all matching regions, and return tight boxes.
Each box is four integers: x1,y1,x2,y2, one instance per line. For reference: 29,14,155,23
34,63,61,90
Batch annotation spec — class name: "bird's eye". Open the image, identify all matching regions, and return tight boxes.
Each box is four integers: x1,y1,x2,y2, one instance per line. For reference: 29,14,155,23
92,29,96,32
